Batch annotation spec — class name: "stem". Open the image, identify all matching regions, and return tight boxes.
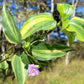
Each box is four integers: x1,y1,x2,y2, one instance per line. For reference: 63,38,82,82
0,47,23,63
0,44,17,57
24,49,31,57
56,21,61,27
0,53,14,63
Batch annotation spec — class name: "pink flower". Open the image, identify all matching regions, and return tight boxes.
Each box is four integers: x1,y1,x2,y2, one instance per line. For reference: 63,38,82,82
28,64,39,76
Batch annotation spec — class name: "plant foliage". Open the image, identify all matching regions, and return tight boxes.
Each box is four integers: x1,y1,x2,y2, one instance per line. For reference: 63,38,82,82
0,3,84,84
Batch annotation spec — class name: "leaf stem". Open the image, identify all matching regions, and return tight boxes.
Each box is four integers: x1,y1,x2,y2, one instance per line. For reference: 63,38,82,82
24,49,31,57
0,45,22,63
0,44,17,57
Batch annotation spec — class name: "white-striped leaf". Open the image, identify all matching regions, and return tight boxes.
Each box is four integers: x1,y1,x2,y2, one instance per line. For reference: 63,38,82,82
2,5,21,44
57,3,74,20
20,13,56,40
66,17,84,41
32,41,72,61
11,54,28,84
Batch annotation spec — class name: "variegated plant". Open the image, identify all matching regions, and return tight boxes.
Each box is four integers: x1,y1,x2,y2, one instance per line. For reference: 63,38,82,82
0,3,84,84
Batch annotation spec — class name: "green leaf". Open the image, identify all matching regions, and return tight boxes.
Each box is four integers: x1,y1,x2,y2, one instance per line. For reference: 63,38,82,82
28,56,39,64
5,54,11,61
32,41,72,61
21,52,30,65
64,30,75,46
0,56,9,75
0,57,8,70
61,19,70,31
20,13,56,40
30,34,41,42
66,17,84,41
23,41,30,51
61,18,75,46
57,3,74,20
2,5,21,44
11,54,28,84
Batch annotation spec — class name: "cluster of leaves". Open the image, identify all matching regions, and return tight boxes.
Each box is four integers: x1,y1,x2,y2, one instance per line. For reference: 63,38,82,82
0,3,84,84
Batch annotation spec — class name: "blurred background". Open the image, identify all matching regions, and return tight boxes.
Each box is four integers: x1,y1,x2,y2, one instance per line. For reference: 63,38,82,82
0,0,84,84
